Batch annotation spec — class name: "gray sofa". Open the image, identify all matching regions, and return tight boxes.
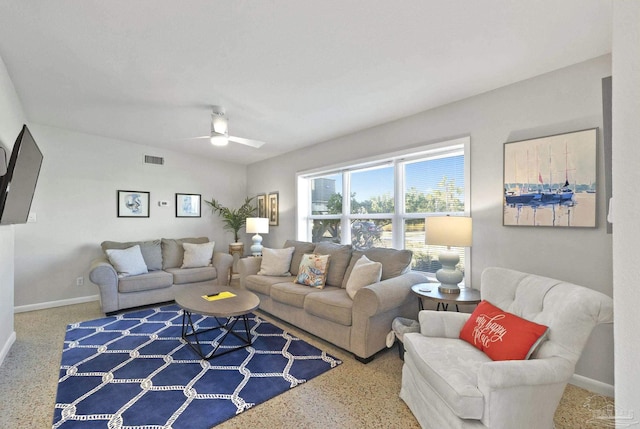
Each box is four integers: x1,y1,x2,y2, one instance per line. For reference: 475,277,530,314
90,237,233,315
239,240,426,362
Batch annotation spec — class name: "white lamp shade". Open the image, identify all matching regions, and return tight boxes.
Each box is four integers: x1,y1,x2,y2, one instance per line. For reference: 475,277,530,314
246,217,269,234
426,216,472,247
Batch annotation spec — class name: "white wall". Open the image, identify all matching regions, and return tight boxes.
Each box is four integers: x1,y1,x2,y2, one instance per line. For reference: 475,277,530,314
12,124,249,308
246,56,614,386
612,0,640,416
0,54,27,365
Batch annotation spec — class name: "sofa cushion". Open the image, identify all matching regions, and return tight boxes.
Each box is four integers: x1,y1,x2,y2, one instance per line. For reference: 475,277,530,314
284,240,316,275
271,282,322,308
245,274,296,296
162,237,209,269
304,288,353,326
181,241,215,268
295,253,330,288
313,242,352,287
345,255,382,299
118,270,173,293
459,300,549,361
342,247,412,287
165,267,217,285
102,240,162,271
258,247,295,276
403,333,489,420
105,245,148,278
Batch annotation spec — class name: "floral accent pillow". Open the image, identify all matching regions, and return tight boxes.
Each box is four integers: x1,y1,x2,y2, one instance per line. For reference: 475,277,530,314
459,300,549,361
295,254,331,288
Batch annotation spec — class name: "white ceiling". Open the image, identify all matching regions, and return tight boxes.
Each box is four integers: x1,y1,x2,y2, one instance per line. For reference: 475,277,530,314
0,1,612,165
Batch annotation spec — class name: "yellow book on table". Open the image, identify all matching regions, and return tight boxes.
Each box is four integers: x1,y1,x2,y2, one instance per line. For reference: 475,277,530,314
201,291,236,301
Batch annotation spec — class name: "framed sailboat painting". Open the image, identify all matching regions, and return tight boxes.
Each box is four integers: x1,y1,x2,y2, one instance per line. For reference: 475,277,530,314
503,128,597,227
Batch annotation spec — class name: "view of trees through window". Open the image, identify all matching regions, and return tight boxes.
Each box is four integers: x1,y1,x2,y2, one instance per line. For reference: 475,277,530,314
303,142,467,275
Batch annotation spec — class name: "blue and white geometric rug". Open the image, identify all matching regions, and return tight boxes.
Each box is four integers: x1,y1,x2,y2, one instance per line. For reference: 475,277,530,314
52,304,341,429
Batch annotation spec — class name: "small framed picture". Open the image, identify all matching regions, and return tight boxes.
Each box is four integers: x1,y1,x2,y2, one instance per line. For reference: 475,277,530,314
257,194,267,218
117,190,150,218
176,193,201,217
268,192,279,226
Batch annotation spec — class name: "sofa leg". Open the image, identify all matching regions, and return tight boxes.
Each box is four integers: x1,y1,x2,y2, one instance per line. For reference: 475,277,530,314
354,354,375,364
397,341,405,360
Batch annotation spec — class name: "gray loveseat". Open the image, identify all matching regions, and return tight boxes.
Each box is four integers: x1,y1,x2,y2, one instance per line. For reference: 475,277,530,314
90,237,233,315
239,240,426,362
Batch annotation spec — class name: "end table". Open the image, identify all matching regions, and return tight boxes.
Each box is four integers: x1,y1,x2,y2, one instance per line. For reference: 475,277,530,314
411,283,481,312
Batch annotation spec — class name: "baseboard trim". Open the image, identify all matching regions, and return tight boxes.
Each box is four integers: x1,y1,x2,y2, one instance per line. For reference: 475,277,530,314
570,374,615,398
0,331,16,367
14,295,100,314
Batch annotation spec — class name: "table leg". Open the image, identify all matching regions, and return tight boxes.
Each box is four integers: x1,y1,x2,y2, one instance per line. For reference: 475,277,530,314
181,311,254,360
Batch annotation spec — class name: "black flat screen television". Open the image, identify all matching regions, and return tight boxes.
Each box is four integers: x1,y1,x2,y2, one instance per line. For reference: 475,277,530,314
0,125,43,225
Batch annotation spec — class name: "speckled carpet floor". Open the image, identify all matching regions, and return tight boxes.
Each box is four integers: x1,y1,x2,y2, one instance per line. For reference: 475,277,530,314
0,289,614,429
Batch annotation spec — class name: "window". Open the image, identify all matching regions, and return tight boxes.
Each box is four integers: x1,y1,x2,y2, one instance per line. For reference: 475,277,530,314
297,137,470,279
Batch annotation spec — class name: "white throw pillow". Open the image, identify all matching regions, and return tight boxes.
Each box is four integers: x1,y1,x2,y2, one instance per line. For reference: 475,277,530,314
258,247,295,276
105,245,149,278
181,241,215,268
345,255,383,299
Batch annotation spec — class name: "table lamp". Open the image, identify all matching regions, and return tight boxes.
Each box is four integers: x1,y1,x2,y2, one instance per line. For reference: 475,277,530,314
246,217,269,256
425,215,472,294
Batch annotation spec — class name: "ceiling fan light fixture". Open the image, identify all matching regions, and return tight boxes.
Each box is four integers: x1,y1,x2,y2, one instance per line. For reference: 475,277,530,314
210,107,229,146
210,133,229,146
211,115,228,135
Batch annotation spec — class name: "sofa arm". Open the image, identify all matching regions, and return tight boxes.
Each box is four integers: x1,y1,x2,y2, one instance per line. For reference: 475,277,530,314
89,256,119,313
418,310,470,338
238,256,262,288
212,251,233,286
353,271,426,317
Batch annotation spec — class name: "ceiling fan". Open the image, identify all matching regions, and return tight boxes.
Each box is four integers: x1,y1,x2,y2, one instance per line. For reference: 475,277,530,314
195,106,266,149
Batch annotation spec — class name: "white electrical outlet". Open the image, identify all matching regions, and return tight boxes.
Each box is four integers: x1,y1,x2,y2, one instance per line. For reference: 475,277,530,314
76,277,84,286
27,212,37,222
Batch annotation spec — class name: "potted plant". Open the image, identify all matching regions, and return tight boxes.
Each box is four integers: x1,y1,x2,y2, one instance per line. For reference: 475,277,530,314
205,196,256,243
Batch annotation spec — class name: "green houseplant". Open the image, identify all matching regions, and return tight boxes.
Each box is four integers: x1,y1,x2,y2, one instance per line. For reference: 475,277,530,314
205,196,256,243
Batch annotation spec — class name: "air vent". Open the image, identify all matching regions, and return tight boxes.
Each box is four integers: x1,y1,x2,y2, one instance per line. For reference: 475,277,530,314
144,155,164,166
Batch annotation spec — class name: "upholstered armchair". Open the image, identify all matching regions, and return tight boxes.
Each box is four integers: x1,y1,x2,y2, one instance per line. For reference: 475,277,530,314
400,267,613,429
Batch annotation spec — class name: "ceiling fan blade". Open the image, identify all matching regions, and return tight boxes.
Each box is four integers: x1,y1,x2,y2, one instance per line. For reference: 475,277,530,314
229,135,266,148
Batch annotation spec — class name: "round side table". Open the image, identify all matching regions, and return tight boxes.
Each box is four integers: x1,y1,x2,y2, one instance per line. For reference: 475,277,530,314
411,283,481,312
228,242,244,281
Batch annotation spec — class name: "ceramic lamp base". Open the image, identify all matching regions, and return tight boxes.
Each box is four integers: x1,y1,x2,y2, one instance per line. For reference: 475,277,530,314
250,233,263,256
436,249,463,294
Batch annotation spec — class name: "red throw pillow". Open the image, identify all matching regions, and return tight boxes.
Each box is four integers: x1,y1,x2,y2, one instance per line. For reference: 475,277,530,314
459,300,549,361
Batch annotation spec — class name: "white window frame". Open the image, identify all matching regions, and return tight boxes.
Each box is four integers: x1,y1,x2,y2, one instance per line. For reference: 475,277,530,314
296,136,471,284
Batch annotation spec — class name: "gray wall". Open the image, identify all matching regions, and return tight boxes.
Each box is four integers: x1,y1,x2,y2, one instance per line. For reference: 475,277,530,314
246,55,614,386
12,124,250,309
0,54,27,365
612,0,640,415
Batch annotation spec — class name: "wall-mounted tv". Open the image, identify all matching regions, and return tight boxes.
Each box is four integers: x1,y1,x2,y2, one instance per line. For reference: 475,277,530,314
0,125,43,225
